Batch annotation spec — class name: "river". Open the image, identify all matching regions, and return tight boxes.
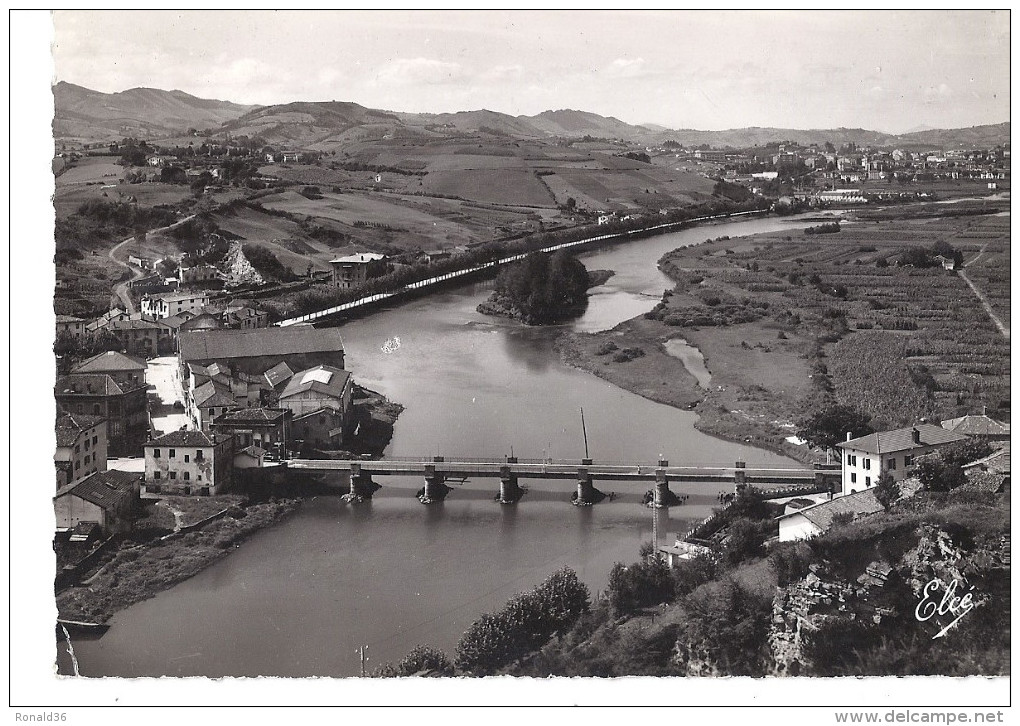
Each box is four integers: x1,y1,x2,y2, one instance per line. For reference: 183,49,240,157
58,214,820,678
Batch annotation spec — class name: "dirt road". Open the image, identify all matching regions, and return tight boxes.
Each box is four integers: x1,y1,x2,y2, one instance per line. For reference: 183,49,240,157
107,214,197,313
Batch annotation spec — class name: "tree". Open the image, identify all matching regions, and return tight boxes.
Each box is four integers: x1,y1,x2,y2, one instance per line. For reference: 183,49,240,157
374,644,453,677
874,471,900,511
797,402,873,455
914,452,965,492
565,197,576,210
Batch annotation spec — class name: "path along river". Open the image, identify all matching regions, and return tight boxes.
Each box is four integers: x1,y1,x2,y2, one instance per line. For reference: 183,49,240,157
58,214,824,677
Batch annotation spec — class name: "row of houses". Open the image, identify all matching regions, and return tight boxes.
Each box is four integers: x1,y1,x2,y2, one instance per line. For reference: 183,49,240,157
54,325,357,536
658,416,1010,563
56,296,271,358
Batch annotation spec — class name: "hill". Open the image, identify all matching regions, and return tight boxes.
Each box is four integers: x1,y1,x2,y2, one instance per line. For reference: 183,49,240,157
522,109,656,140
52,81,256,142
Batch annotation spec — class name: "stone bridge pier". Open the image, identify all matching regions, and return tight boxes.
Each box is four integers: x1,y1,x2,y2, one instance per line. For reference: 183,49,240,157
418,461,451,504
573,461,607,506
498,461,525,504
651,461,682,507
342,463,382,503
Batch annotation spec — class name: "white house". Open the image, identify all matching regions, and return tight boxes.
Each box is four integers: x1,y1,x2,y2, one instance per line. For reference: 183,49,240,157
142,291,212,319
836,424,968,497
777,488,884,542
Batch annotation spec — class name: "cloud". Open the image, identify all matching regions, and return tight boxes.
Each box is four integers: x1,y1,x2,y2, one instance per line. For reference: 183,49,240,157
481,64,524,82
603,57,649,79
924,83,953,100
374,57,467,86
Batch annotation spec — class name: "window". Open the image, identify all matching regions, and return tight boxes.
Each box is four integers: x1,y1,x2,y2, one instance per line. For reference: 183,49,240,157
75,460,80,470
84,438,90,450
93,404,101,415
904,455,914,466
169,472,177,480
184,454,190,463
196,450,204,461
169,449,176,458
865,477,871,486
75,444,80,454
153,449,160,458
183,472,190,481
91,436,97,446
850,473,857,483
197,474,202,481
83,454,90,465
887,458,897,470
863,458,871,470
154,471,161,480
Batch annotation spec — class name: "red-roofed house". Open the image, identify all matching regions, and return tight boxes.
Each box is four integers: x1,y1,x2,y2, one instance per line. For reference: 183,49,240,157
143,430,235,496
836,423,968,497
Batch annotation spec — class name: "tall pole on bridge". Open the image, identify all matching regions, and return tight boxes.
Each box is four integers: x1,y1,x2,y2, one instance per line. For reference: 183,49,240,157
580,407,590,460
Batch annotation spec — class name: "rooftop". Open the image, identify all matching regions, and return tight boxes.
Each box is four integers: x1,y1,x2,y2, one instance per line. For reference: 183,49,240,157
147,430,229,448
962,445,1011,475
55,470,140,512
837,423,967,454
55,412,106,447
941,414,1011,438
213,407,289,425
280,365,351,401
71,350,146,374
777,488,883,530
179,327,344,362
55,373,144,397
330,253,386,264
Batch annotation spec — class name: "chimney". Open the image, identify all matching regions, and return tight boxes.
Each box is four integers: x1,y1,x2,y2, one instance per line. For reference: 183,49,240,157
846,431,852,442
911,427,921,445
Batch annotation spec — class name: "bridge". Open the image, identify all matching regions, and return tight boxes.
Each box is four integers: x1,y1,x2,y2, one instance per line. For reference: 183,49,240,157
277,210,768,327
283,455,839,506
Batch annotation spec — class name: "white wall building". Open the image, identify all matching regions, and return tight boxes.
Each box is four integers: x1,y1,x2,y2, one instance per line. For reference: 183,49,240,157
836,424,967,497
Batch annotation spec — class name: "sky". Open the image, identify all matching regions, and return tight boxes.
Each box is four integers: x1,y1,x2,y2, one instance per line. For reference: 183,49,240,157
50,9,1010,134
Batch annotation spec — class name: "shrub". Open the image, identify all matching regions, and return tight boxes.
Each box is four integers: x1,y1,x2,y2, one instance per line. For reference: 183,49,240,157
613,347,646,363
455,568,590,675
594,340,618,356
606,558,675,616
374,644,453,677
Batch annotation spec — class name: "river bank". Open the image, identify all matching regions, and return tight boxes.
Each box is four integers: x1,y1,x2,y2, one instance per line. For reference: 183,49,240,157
57,498,301,625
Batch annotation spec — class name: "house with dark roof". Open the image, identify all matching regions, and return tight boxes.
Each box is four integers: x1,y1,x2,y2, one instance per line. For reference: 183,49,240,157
279,364,352,419
54,470,141,534
55,374,148,456
141,291,212,320
211,407,292,458
55,413,108,489
106,317,175,357
70,350,146,388
291,407,347,450
56,315,87,340
191,380,239,430
777,487,885,542
178,327,345,376
143,430,235,496
941,414,1011,441
962,445,1011,494
836,423,968,497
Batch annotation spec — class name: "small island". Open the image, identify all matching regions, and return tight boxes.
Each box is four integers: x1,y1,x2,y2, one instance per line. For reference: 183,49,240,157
477,250,613,325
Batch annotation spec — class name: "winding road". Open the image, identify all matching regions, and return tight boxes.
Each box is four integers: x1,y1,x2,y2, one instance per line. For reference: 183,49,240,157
107,214,197,313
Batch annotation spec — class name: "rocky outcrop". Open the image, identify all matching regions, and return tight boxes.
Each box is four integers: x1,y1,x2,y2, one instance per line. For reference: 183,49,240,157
769,524,1007,676
223,241,265,287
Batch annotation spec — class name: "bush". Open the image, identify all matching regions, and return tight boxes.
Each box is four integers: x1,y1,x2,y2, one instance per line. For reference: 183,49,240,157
606,558,675,616
374,644,453,677
594,340,618,355
455,568,590,675
613,347,646,363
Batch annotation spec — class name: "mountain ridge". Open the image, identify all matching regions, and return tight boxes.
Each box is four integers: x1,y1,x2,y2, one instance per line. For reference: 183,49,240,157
53,82,1010,150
